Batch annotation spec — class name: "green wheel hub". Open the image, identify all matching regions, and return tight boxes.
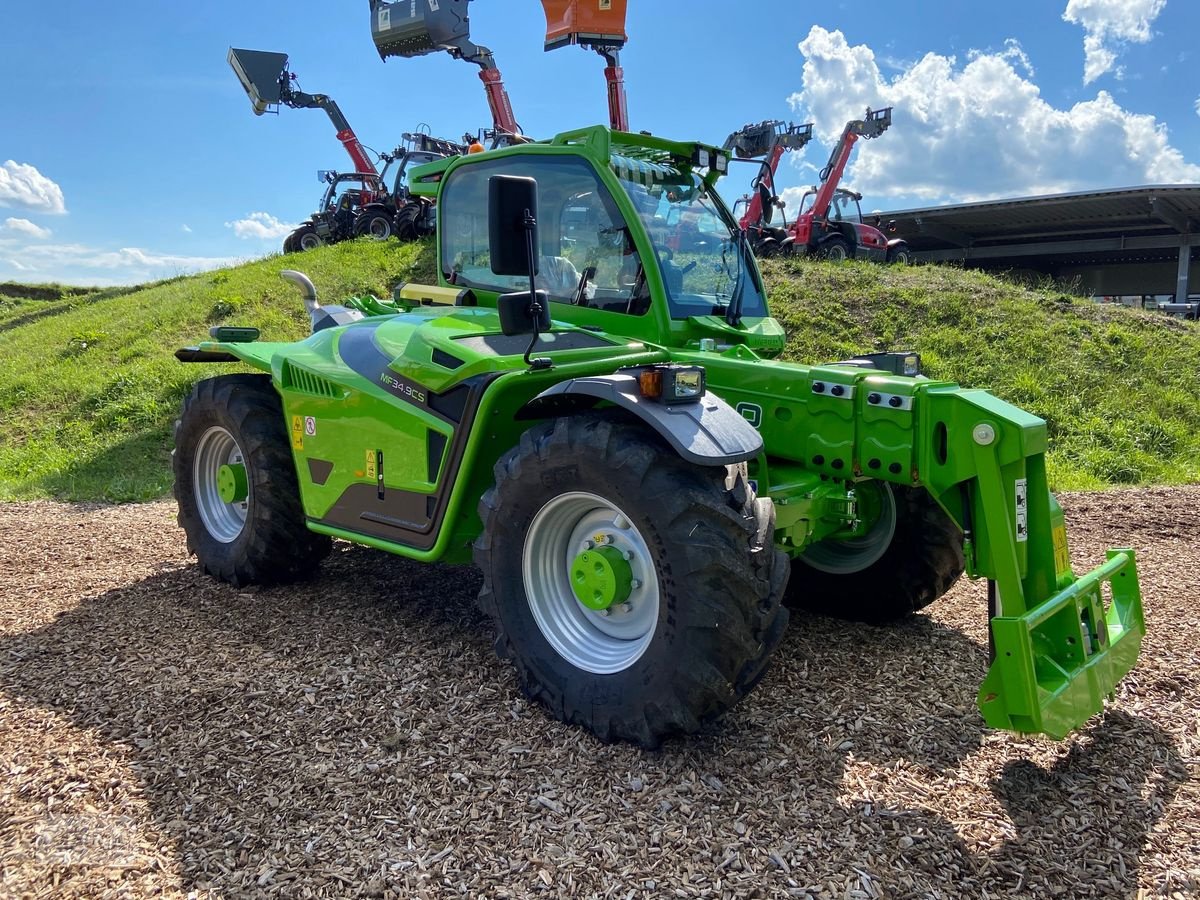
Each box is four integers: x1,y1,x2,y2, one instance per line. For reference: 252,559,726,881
217,463,248,504
570,545,633,610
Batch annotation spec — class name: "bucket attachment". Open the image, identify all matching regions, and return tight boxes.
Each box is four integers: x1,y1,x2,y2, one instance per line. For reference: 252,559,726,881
370,0,472,60
228,48,289,115
542,0,628,50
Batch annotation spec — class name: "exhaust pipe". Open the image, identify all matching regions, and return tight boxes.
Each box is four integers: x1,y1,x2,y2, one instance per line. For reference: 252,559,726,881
280,270,320,317
280,270,365,333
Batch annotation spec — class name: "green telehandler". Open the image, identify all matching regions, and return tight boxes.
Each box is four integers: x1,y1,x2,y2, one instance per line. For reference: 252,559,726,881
173,123,1145,748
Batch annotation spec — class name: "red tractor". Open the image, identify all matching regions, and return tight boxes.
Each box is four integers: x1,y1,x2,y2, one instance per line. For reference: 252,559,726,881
727,107,909,263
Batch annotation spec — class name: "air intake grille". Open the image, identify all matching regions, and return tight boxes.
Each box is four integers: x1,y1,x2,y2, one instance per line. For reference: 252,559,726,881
283,362,340,399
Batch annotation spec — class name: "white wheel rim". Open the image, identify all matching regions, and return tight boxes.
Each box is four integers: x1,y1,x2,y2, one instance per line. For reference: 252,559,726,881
522,492,660,675
193,425,248,544
801,483,897,574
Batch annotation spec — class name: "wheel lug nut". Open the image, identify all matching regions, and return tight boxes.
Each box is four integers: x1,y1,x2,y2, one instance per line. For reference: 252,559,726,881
622,551,634,561
618,603,633,614
580,540,594,551
630,579,642,590
598,608,611,617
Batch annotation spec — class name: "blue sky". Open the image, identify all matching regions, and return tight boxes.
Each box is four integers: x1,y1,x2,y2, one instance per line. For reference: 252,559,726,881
2,0,1197,285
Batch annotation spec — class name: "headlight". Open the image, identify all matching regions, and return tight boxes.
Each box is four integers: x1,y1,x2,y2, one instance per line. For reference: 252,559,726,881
637,365,707,404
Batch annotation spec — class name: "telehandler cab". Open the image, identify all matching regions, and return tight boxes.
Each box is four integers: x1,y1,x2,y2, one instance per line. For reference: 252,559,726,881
175,124,1144,748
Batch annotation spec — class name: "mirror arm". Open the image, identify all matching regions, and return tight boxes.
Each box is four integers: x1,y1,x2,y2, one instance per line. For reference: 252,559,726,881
522,209,552,370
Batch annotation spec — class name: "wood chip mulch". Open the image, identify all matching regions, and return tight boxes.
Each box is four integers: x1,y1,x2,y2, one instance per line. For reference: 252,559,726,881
0,487,1197,899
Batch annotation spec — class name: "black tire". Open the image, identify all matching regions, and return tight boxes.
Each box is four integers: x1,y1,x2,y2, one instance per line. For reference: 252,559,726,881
173,374,330,587
821,235,851,261
785,484,964,623
394,200,428,241
886,243,911,265
754,236,780,258
474,414,789,748
292,225,323,252
354,209,394,241
282,231,297,254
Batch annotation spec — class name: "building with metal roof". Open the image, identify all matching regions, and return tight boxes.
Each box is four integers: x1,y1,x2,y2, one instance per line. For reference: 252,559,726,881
883,185,1200,311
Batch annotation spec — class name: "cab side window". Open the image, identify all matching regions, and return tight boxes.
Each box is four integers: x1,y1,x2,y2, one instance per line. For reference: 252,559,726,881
440,155,649,316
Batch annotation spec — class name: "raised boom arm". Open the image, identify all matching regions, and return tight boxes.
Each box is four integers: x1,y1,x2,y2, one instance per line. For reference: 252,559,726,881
809,106,891,221
369,0,522,141
723,120,814,231
541,0,631,132
228,48,379,189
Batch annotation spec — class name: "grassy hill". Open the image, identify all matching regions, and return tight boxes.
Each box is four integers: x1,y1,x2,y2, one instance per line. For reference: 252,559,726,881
1,239,1197,501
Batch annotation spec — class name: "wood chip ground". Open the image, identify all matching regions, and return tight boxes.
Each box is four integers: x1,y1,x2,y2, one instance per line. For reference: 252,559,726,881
0,488,1197,898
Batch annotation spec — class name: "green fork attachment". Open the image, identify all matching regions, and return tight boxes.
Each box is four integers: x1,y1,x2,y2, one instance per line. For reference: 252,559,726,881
979,549,1142,738
921,385,1145,737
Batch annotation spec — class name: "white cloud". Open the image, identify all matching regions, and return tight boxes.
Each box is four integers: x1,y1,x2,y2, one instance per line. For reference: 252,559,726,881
225,212,294,240
1063,0,1166,84
0,237,239,285
1195,96,1200,118
181,224,193,234
0,161,67,215
2,217,51,239
785,26,1200,205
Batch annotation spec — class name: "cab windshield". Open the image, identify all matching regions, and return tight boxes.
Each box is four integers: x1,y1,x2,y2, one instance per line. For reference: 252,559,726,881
614,163,768,320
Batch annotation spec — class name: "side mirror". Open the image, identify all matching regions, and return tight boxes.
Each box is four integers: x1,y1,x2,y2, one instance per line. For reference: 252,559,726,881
488,175,539,277
498,290,551,336
757,183,773,224
488,175,552,368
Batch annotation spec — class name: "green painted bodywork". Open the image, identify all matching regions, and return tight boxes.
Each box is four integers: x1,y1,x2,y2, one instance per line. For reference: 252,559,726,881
188,124,1144,739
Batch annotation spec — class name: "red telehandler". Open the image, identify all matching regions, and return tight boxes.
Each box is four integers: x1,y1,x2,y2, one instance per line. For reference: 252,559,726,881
228,48,466,252
724,119,814,257
229,48,385,251
728,107,909,263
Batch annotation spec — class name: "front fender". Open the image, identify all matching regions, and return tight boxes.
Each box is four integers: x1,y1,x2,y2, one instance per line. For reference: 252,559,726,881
517,373,763,466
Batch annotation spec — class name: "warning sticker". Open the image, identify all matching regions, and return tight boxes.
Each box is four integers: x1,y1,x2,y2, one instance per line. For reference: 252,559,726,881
305,416,317,437
366,449,377,481
291,415,304,451
1052,524,1070,575
1014,478,1028,543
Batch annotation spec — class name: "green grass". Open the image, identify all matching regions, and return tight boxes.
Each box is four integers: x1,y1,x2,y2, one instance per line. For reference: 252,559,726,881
0,239,435,501
0,241,1197,501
